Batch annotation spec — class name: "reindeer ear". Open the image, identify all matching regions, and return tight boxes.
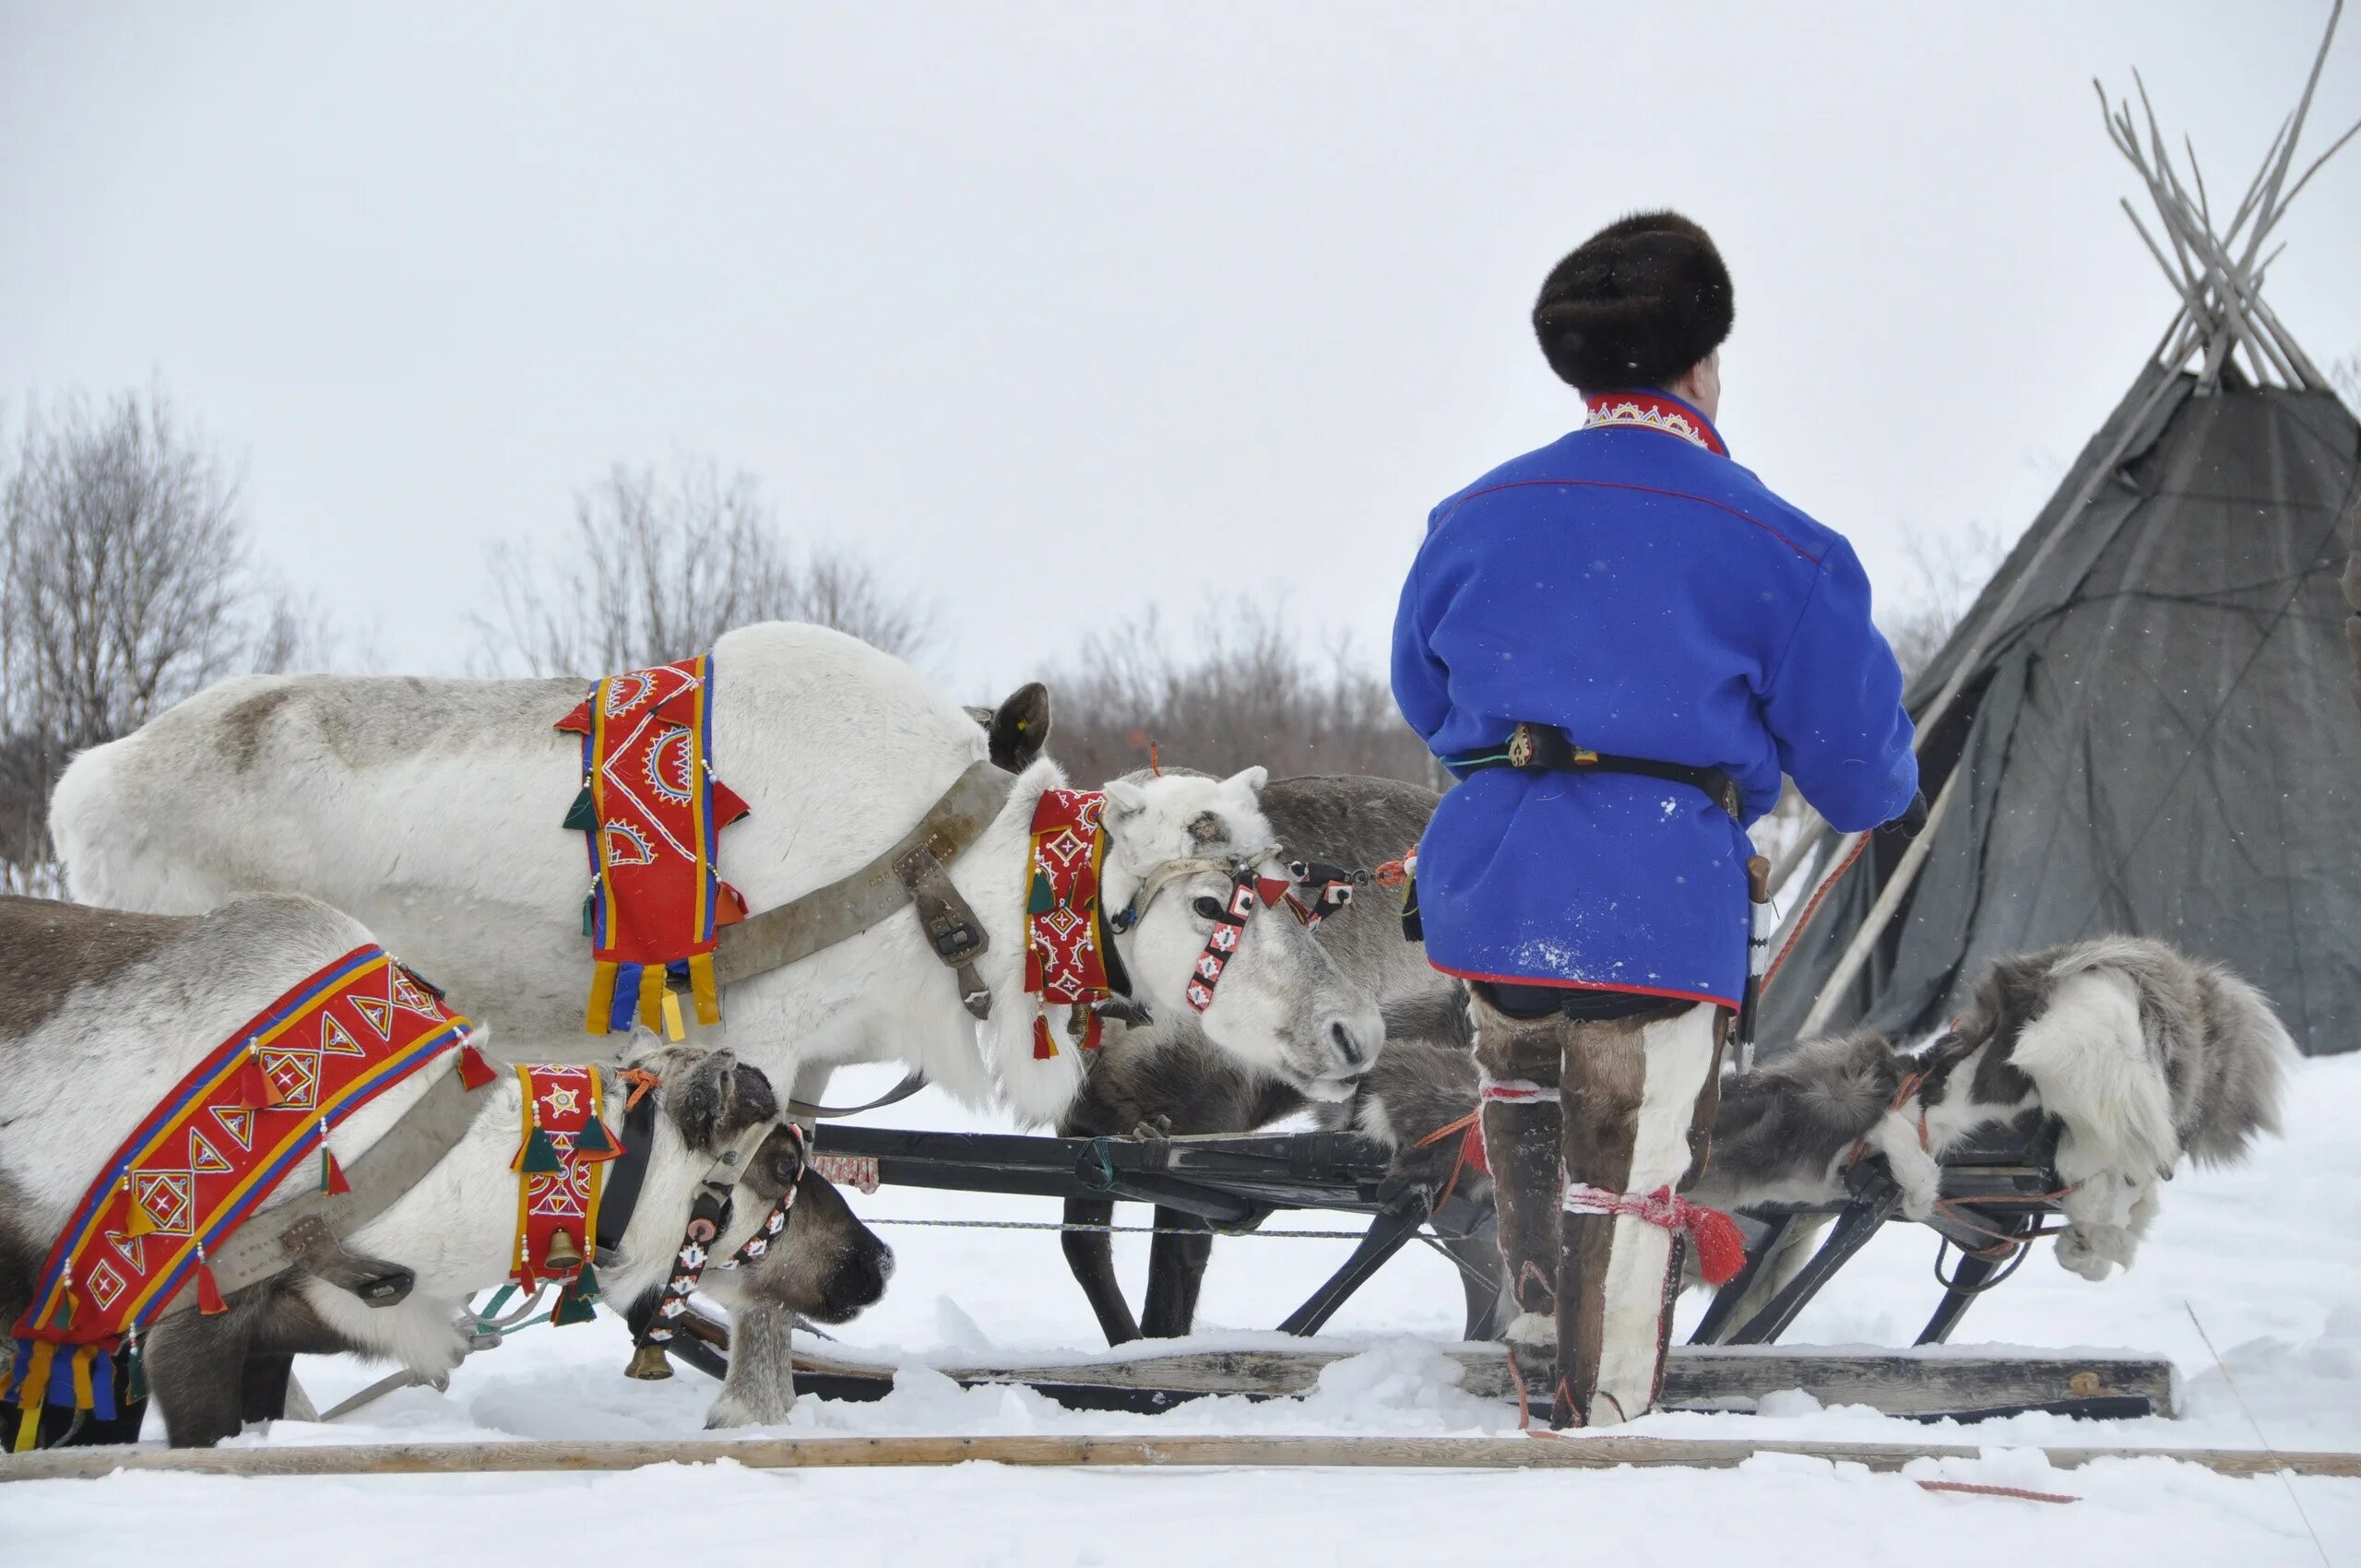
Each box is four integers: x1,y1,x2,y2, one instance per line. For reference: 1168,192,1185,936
1222,766,1269,798
990,682,1052,771
719,1061,780,1142
1104,779,1149,819
665,1048,738,1152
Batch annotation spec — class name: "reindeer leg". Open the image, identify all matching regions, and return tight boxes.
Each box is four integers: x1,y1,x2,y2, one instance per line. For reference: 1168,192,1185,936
1140,1208,1213,1338
237,1282,351,1427
239,1353,294,1425
1471,990,1567,1352
142,1300,260,1448
1555,1004,1720,1429
707,1298,799,1428
1062,1195,1143,1345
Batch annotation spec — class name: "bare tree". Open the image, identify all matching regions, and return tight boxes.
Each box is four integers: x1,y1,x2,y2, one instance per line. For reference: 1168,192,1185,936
1039,600,1432,787
475,457,933,676
1880,521,2009,685
0,386,326,890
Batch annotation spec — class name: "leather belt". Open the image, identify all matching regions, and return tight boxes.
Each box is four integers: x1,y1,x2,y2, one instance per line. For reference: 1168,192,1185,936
1445,722,1742,821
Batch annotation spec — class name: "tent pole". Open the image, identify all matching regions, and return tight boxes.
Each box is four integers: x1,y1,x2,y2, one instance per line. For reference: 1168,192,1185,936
1797,766,1964,1038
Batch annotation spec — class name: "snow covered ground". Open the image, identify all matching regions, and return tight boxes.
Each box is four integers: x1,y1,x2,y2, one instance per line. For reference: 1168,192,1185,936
8,1054,2360,1566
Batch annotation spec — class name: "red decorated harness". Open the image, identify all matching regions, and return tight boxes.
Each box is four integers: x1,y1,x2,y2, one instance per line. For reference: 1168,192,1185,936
1024,789,1118,1059
0,948,476,1449
507,1063,623,1324
557,654,751,1039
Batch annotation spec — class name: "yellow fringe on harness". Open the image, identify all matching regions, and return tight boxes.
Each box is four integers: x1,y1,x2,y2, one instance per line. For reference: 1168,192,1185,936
688,952,720,1028
11,1340,54,1453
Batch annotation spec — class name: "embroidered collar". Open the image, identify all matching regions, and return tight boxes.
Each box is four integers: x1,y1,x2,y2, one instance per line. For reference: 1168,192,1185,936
1582,390,1727,457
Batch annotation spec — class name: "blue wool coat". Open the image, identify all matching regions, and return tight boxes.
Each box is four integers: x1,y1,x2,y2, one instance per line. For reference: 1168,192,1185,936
1391,391,1917,1007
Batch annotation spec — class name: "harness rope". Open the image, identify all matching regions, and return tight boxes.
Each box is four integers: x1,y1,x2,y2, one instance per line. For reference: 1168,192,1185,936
1560,1183,1748,1286
1838,1065,2081,1269
1763,831,1871,990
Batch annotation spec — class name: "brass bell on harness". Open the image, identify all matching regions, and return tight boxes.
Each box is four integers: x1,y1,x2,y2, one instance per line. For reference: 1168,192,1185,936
541,1229,586,1274
625,1341,674,1381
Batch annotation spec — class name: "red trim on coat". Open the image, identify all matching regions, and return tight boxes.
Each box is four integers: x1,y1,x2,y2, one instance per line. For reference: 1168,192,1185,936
1582,390,1728,456
1430,961,1738,1013
1439,478,1821,564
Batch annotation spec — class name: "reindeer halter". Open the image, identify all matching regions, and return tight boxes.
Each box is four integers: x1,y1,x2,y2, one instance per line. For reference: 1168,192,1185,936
1113,851,1355,1015
625,1115,805,1381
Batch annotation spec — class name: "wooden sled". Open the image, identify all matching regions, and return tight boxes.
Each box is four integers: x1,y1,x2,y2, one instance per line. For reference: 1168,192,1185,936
812,1113,2109,1350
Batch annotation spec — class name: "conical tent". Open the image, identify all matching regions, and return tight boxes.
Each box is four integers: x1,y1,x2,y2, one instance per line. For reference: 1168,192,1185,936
1762,15,2361,1057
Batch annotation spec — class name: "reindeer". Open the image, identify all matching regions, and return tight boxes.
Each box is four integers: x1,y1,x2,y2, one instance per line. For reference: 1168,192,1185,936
1057,773,1492,1342
0,893,889,1447
49,624,1385,1423
1687,935,2296,1279
1335,934,2296,1296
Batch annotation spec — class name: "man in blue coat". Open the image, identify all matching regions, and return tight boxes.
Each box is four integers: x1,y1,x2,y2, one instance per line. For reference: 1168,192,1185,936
1392,212,1920,1426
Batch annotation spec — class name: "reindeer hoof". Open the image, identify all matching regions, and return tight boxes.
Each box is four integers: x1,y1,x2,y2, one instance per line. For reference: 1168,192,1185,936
705,1386,797,1429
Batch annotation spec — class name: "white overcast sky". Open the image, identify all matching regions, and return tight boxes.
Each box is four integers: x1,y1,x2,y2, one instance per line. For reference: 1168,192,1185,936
4,3,2356,695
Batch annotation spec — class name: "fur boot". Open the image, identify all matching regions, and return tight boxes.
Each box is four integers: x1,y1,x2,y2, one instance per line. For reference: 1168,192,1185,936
1555,1002,1723,1428
1469,993,1565,1353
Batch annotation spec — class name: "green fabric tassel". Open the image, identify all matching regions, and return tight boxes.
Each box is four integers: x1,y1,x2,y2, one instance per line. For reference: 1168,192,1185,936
582,890,596,937
552,1271,599,1326
1026,872,1055,915
575,1115,614,1158
518,1125,564,1174
563,785,597,832
124,1345,146,1405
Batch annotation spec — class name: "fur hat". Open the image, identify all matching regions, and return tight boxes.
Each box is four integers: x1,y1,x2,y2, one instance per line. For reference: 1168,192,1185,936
1533,211,1733,391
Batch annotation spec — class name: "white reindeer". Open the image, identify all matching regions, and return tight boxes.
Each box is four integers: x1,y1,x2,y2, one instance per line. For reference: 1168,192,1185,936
0,892,887,1447
51,622,1384,1423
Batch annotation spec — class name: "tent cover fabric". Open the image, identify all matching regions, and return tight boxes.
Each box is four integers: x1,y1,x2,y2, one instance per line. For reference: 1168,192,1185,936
1763,365,2361,1057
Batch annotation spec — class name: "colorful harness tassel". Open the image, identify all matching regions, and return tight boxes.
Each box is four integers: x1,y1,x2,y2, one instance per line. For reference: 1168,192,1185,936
556,654,751,1039
1,949,472,1449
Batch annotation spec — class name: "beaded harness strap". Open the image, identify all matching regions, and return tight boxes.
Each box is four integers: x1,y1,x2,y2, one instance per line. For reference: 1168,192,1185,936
1114,851,1348,1016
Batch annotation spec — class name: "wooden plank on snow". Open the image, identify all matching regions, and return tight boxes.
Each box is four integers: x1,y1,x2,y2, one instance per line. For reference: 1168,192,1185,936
2,1431,2343,1484
790,1341,2178,1418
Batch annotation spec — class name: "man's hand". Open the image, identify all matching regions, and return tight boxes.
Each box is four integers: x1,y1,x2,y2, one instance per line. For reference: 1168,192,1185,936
1879,790,1931,841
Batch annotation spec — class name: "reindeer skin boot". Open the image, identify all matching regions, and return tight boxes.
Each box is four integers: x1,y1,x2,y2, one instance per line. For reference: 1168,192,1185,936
1554,1002,1724,1428
1470,989,1568,1379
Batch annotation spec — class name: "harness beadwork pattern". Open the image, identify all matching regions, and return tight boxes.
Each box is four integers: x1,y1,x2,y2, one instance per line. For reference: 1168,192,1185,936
1024,789,1114,1059
509,1063,620,1324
